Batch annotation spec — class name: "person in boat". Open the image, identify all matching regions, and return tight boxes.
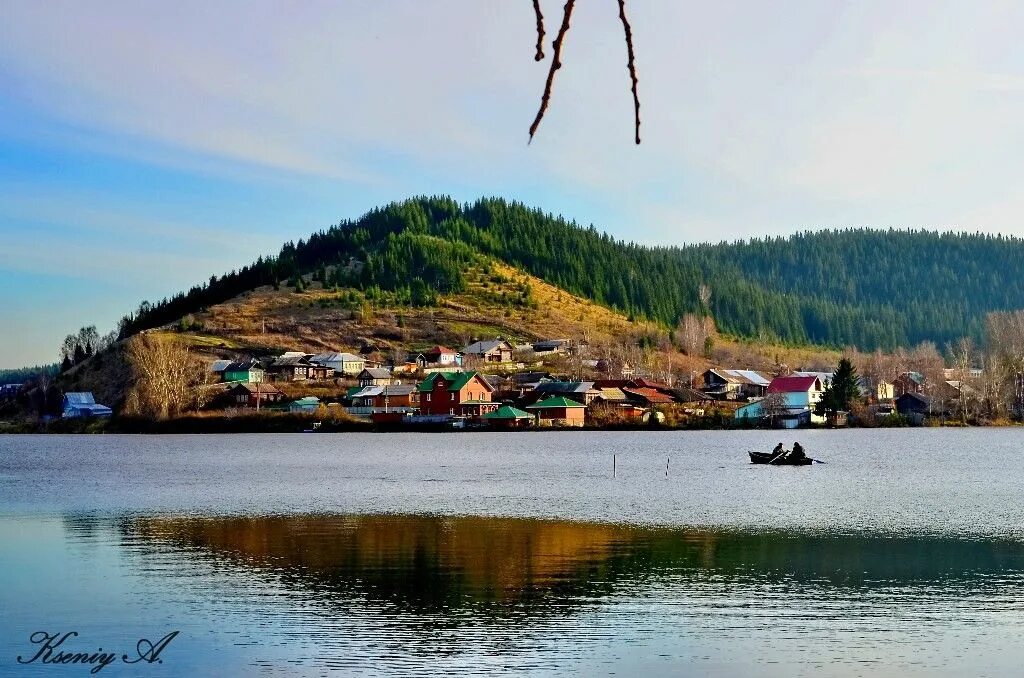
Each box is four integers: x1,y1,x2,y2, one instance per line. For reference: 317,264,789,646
789,442,806,461
772,442,785,458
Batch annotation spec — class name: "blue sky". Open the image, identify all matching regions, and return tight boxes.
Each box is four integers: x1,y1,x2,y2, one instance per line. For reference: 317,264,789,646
3,1,1024,366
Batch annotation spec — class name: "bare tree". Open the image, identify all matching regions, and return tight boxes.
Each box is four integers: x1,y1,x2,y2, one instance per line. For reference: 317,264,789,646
124,334,209,419
676,313,714,356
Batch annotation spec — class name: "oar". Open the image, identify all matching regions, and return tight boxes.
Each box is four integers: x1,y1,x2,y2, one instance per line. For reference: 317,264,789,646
768,449,788,465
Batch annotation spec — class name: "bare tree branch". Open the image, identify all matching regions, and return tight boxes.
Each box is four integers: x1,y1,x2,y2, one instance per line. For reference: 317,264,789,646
529,0,575,143
616,0,641,144
532,0,546,61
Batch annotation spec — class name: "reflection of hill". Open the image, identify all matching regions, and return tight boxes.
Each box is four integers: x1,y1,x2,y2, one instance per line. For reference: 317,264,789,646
117,515,1024,618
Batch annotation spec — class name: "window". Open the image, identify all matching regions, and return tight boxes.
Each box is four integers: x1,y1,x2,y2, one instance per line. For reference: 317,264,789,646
426,394,431,402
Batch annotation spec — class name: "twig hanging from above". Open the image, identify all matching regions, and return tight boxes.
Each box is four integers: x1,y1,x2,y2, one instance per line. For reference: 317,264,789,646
529,0,575,144
532,0,546,61
528,0,642,144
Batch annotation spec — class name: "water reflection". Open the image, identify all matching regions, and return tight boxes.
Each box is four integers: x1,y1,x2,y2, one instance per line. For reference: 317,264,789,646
114,514,1024,615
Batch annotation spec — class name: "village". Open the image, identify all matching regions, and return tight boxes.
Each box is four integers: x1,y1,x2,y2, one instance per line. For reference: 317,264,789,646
12,334,990,430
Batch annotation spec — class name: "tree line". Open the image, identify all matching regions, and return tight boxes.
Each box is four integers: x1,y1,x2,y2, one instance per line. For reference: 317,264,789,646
112,195,1024,351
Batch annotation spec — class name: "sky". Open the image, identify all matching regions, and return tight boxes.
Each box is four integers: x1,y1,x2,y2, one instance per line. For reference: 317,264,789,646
3,1,1024,366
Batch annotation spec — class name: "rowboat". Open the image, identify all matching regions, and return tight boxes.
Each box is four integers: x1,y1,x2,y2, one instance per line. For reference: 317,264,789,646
748,450,814,466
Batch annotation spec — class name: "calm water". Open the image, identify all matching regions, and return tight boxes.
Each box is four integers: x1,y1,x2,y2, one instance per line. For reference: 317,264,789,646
2,430,1024,676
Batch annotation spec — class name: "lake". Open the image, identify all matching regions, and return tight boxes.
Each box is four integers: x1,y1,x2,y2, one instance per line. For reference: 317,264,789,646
2,429,1024,676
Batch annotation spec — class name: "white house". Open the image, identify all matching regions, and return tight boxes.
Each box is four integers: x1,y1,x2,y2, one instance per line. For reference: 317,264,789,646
309,351,365,376
735,375,825,428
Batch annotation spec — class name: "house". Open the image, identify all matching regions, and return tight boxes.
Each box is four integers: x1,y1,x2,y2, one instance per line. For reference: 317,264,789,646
307,364,335,380
591,388,646,419
792,371,834,388
417,371,495,416
347,384,419,413
267,354,312,382
462,339,514,364
288,396,321,413
527,396,587,427
209,359,232,378
532,339,570,355
530,381,601,406
309,352,365,376
769,375,824,409
482,405,533,428
737,375,825,427
0,383,23,400
701,369,772,400
223,359,265,384
896,392,941,421
62,392,112,418
423,345,463,366
893,372,925,396
357,368,393,387
227,382,285,408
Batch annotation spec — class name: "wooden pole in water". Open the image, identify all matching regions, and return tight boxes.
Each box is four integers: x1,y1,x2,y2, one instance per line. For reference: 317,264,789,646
666,457,670,478
613,453,617,478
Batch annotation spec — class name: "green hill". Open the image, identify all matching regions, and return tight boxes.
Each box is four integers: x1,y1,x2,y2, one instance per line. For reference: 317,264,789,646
117,196,1024,351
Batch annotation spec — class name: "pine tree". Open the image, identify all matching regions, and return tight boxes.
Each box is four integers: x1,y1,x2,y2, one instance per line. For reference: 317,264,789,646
815,358,861,415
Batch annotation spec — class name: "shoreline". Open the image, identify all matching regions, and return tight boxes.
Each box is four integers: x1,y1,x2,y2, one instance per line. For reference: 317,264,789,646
1,415,1012,434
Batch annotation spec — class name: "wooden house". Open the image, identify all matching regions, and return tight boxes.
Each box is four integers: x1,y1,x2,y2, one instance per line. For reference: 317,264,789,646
701,369,772,400
462,339,514,364
357,368,393,387
309,352,365,376
223,359,265,384
267,355,312,382
227,382,285,408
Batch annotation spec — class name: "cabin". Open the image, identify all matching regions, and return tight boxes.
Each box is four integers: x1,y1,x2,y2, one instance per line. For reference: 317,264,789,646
267,355,312,382
462,339,514,364
223,359,265,384
527,396,587,427
422,345,463,367
622,387,675,407
62,392,112,418
307,364,334,380
417,371,495,416
482,405,533,428
357,368,393,387
288,396,321,413
227,382,285,408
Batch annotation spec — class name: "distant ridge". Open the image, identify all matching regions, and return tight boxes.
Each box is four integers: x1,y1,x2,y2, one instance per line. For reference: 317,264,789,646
116,196,1024,351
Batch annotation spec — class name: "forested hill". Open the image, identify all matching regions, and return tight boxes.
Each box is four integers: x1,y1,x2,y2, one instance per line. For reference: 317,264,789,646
118,196,1024,351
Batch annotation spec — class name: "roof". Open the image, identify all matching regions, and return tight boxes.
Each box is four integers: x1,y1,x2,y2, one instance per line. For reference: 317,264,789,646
463,339,512,354
309,352,363,363
710,369,772,387
359,367,392,379
224,359,262,372
210,359,232,372
793,370,834,385
623,387,675,404
64,392,96,405
512,372,551,384
291,396,320,406
533,339,568,350
424,345,459,355
673,386,713,402
535,381,596,394
596,387,628,401
230,382,283,395
271,355,312,367
527,396,586,409
483,405,532,420
417,371,491,393
767,375,821,394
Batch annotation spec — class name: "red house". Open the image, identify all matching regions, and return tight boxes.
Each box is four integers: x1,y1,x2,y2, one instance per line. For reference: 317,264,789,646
417,371,495,416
